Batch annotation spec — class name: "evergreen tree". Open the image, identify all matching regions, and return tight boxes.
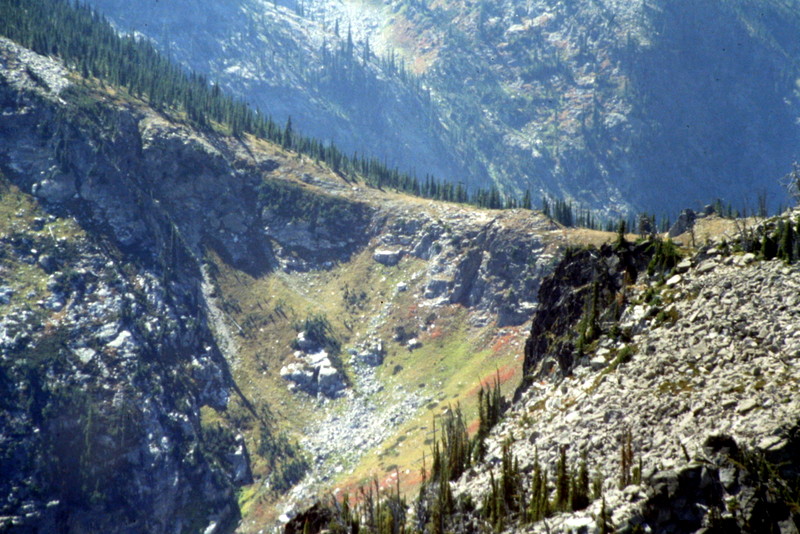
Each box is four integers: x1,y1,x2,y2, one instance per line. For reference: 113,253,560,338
570,452,590,511
778,220,794,263
282,116,294,149
555,446,570,511
522,189,532,209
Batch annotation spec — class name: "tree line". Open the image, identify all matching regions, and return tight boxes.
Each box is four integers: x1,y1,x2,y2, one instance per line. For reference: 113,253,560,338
0,0,532,212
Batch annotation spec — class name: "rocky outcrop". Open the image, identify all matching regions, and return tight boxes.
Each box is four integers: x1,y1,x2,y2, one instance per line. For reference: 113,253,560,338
518,240,652,392
640,431,800,533
372,210,558,326
280,333,347,398
460,231,800,534
668,208,698,238
260,180,374,272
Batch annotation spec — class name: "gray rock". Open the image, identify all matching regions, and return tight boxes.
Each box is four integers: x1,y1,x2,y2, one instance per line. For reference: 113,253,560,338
668,209,697,238
73,347,96,364
590,355,608,370
675,258,693,273
697,260,718,274
318,365,346,396
295,331,318,352
373,249,404,266
666,274,682,287
737,398,759,414
424,278,449,299
227,434,253,485
0,287,13,304
32,176,76,204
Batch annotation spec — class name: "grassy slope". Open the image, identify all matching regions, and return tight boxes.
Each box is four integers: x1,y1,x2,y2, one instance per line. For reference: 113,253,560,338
0,176,86,311
209,228,528,516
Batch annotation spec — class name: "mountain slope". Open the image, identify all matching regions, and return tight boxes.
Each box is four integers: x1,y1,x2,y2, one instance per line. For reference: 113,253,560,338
83,0,800,215
2,2,799,532
0,30,566,531
461,224,800,532
82,0,467,185
285,217,800,533
0,38,242,532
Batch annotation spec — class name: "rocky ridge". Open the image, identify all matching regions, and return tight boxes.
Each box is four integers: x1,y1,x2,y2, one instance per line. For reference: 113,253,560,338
456,223,800,532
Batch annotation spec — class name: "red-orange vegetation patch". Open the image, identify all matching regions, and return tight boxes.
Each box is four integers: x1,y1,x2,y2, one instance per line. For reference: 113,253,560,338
465,364,518,398
466,417,481,435
427,324,444,340
337,468,427,503
491,331,517,354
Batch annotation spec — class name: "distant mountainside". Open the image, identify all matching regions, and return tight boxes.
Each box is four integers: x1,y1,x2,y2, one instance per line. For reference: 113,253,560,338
80,0,467,187
84,0,800,216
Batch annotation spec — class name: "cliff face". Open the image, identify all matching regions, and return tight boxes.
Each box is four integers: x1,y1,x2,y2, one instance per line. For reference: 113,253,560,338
0,39,242,532
519,240,651,388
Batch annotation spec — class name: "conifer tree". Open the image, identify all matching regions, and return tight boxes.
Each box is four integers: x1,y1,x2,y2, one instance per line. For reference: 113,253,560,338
522,189,532,209
555,446,570,511
570,451,590,511
619,428,633,489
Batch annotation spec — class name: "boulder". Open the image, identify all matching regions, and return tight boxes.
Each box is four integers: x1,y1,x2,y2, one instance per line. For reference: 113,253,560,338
317,365,346,396
358,340,385,366
373,249,404,266
0,286,13,304
589,355,608,370
675,258,692,273
295,331,318,352
666,274,682,287
33,175,76,204
226,434,253,485
696,259,718,274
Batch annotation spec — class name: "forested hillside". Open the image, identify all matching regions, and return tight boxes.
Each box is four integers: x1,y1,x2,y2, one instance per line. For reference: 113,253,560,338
0,0,528,210
85,0,800,216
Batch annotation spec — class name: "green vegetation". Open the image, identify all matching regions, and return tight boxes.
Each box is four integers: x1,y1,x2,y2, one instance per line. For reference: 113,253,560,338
735,214,800,264
647,238,682,277
293,313,341,356
257,424,309,494
473,375,504,461
576,280,601,353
